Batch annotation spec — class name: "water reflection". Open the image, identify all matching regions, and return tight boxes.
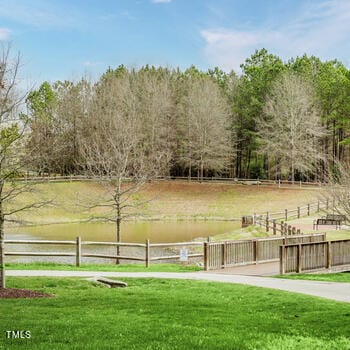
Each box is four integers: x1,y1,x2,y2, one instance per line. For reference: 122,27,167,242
7,221,239,243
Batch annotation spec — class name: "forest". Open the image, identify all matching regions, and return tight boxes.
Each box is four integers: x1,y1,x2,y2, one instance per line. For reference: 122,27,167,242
22,49,350,181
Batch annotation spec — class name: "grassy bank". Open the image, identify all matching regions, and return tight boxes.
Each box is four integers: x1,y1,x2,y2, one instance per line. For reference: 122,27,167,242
8,180,319,225
277,272,350,283
1,277,350,350
286,216,350,240
5,262,201,272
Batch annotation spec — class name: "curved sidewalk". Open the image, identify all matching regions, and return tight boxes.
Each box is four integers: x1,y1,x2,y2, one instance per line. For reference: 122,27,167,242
7,270,350,303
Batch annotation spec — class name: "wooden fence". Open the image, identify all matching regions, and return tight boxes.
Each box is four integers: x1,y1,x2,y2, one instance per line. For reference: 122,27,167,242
280,239,350,274
254,199,333,224
13,174,326,188
255,219,302,236
204,233,326,271
4,238,203,267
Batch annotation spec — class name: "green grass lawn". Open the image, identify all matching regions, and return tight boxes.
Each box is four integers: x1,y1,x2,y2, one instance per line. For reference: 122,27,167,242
277,272,350,283
5,262,201,272
1,277,350,350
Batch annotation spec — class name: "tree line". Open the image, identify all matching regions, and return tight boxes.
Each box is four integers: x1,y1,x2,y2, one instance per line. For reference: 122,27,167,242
24,48,350,181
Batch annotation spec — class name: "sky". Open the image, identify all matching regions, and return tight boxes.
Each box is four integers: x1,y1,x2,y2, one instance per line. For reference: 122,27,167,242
1,0,350,87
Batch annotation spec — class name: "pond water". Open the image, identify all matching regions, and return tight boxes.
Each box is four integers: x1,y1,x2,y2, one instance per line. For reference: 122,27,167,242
5,221,240,264
7,220,239,243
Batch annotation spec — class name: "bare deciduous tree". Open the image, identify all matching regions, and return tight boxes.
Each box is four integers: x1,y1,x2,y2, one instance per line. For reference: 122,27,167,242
80,71,172,262
323,163,350,224
0,45,51,288
257,72,327,182
178,77,233,180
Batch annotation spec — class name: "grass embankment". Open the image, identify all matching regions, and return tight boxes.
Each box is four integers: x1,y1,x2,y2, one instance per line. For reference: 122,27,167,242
286,215,350,240
1,277,350,350
6,262,201,272
277,272,350,283
9,181,319,225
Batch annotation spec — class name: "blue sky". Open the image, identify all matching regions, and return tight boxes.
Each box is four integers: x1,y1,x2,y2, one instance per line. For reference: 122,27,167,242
1,0,350,87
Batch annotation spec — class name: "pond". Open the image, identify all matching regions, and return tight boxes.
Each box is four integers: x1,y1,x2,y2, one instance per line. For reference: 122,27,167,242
7,220,239,243
5,220,240,264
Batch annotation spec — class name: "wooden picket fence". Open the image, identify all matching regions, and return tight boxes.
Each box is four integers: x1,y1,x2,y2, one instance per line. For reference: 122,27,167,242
204,233,326,271
280,238,350,274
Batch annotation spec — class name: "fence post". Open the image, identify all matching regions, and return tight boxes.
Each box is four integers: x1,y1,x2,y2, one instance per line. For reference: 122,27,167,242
327,241,332,269
288,225,292,235
317,201,320,212
266,216,269,232
307,204,310,216
299,180,301,188
280,221,284,235
145,239,150,268
221,242,226,269
278,179,281,188
273,220,276,235
204,242,209,271
297,244,302,273
254,240,259,264
76,236,81,267
285,209,288,221
280,245,285,275
297,207,300,219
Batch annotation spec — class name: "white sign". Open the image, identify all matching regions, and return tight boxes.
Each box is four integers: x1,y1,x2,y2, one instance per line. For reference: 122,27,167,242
179,248,188,261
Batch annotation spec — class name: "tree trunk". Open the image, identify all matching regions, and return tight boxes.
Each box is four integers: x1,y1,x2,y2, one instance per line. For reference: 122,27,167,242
116,217,121,265
116,179,122,265
200,156,204,182
246,148,251,178
332,119,336,166
235,143,242,178
0,211,5,289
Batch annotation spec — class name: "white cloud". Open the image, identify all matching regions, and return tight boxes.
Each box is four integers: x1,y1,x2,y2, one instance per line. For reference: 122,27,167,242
0,27,10,40
201,0,350,71
82,61,102,67
151,0,172,3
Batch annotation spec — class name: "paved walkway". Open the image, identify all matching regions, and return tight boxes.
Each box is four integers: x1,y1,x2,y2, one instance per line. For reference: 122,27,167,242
7,270,350,303
210,261,280,276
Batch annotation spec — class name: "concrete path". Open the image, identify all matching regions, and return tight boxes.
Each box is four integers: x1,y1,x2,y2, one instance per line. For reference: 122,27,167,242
7,270,350,303
210,261,280,276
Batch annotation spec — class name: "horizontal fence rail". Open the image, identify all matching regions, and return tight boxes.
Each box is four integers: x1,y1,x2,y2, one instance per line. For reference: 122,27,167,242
4,238,205,267
12,174,327,188
204,233,326,271
253,199,334,225
280,239,350,274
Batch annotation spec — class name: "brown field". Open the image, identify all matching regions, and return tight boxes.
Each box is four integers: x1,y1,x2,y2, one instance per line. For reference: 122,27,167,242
9,180,321,225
